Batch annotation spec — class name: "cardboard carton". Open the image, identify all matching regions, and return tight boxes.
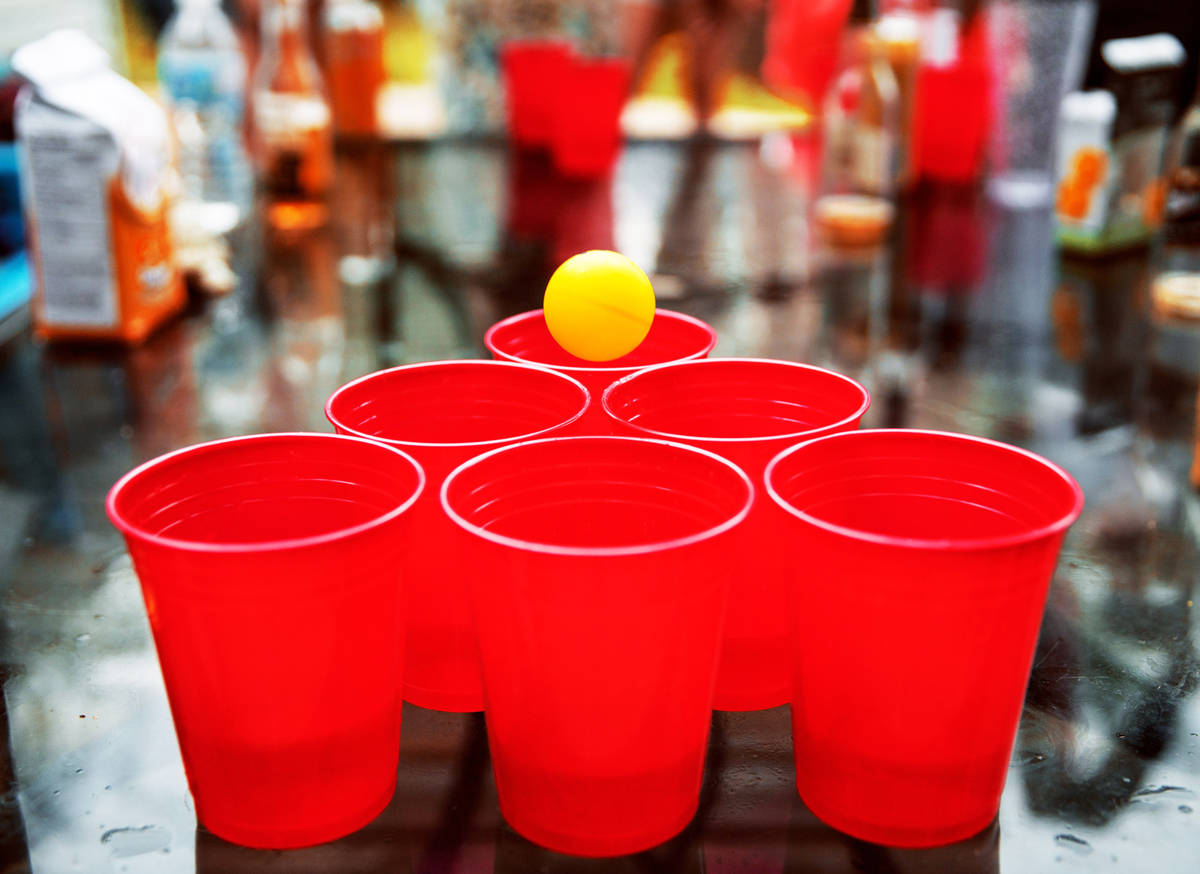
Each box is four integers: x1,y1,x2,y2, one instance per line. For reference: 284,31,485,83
14,29,184,342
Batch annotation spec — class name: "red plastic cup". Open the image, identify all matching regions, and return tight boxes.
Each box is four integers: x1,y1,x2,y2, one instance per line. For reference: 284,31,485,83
105,433,425,848
762,0,853,109
602,358,870,710
764,430,1084,847
441,436,754,857
325,360,589,712
484,309,717,431
551,55,631,177
501,40,573,147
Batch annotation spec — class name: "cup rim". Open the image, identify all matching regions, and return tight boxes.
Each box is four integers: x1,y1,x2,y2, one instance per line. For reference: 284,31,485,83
106,432,426,554
440,435,754,557
601,357,871,444
483,309,717,374
324,359,591,449
499,37,576,56
763,428,1084,551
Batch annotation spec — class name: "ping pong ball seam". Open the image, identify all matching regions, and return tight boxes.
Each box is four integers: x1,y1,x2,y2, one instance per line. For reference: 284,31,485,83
549,287,653,327
545,290,653,359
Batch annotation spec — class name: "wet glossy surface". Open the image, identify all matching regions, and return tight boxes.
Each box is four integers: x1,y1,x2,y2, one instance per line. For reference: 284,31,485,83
0,139,1197,872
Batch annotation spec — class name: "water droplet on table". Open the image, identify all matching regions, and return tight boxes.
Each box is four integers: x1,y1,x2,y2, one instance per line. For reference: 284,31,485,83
1054,833,1092,855
100,825,172,858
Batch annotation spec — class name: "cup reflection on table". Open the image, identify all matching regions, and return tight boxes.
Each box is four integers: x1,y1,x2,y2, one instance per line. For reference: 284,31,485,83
785,795,1000,873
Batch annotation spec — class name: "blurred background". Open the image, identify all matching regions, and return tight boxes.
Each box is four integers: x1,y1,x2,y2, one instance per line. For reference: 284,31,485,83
0,0,1198,340
2,1,1200,873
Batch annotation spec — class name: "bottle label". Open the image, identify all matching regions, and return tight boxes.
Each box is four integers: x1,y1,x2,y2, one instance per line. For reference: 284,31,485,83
160,54,246,111
855,125,890,194
254,92,331,146
827,116,891,196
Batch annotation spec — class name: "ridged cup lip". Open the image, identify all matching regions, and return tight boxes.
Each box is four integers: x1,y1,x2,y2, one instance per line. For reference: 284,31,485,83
106,432,425,554
325,359,591,449
601,357,871,444
441,435,754,558
483,309,717,374
764,428,1085,552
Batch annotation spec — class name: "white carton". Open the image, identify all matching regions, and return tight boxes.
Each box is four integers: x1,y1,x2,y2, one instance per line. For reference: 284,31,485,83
13,29,183,342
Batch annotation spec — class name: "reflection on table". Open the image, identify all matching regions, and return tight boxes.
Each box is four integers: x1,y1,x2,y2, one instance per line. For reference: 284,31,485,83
0,139,1196,873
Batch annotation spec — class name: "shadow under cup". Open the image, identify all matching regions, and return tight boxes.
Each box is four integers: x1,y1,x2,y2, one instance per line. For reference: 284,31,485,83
325,360,590,712
765,430,1083,848
484,309,717,430
441,437,754,857
105,433,425,849
603,358,871,711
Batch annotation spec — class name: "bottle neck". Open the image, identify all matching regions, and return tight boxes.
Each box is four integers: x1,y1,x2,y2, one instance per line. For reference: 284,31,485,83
258,0,322,90
849,0,875,26
261,0,309,51
839,17,880,70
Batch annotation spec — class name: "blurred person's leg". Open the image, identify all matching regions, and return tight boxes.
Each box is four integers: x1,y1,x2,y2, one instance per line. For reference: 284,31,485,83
624,0,762,128
683,0,760,126
622,0,681,98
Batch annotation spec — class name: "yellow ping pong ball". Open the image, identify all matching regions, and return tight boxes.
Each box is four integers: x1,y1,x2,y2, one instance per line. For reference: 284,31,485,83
543,250,656,362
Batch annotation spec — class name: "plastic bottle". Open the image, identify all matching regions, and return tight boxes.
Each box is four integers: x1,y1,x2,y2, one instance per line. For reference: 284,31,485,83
158,0,252,235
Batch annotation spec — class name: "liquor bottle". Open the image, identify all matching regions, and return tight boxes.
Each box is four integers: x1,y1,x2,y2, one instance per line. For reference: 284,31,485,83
814,0,900,247
252,0,334,230
323,0,386,137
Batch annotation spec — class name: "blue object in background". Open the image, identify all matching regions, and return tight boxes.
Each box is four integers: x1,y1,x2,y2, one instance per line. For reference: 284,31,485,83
0,250,31,325
0,142,23,255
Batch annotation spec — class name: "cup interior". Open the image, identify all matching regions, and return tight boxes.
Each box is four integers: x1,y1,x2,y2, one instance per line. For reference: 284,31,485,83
604,359,869,441
485,310,716,371
326,361,588,446
767,430,1083,547
108,434,423,549
443,437,752,553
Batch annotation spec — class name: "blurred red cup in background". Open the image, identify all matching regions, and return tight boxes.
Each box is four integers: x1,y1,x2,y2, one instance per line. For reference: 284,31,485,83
501,40,574,148
762,0,854,111
551,55,631,177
